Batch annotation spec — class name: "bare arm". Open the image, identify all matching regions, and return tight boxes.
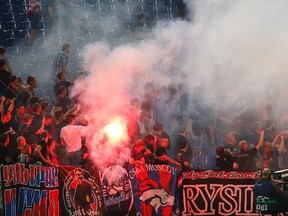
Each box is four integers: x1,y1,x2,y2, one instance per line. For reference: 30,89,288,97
162,154,180,166
183,160,192,170
7,98,15,112
129,157,145,165
256,131,265,150
278,136,286,154
35,117,46,135
34,145,48,163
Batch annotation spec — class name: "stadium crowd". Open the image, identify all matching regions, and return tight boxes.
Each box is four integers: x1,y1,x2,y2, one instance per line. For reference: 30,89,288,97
1,40,288,175
1,0,288,175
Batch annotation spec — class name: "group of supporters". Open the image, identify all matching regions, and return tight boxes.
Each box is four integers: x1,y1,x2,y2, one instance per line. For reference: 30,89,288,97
1,41,288,176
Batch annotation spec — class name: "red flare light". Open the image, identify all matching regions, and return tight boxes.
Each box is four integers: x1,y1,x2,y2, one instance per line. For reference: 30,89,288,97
103,120,126,144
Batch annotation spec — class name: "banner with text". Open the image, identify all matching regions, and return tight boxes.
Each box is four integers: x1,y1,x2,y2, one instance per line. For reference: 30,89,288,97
182,170,260,216
1,163,59,216
128,164,179,216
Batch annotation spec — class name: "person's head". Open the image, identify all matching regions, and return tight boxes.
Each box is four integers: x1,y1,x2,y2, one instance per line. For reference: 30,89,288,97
27,76,37,87
138,111,148,122
40,101,49,113
44,113,53,125
66,114,76,125
16,76,22,85
153,121,164,133
239,140,248,151
0,133,10,146
179,125,188,136
160,137,169,148
137,12,145,22
41,130,49,140
130,98,139,108
144,134,154,144
56,71,65,80
54,110,63,121
29,96,39,106
23,113,33,125
216,146,225,158
16,103,25,116
9,75,17,84
17,136,26,148
141,101,152,113
32,103,41,114
134,139,145,151
226,133,236,146
57,85,67,96
78,71,84,79
260,168,273,180
251,121,262,133
180,140,188,151
62,43,71,54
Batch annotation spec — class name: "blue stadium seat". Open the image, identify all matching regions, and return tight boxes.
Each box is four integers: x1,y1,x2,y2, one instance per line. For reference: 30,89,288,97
13,0,26,4
0,30,14,46
0,0,11,5
0,4,13,14
2,12,14,22
16,20,30,30
14,14,29,26
12,4,27,14
2,20,15,30
14,29,29,39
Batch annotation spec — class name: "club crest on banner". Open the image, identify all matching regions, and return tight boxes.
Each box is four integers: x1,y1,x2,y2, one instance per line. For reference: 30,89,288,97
137,178,174,213
62,168,102,216
100,165,133,214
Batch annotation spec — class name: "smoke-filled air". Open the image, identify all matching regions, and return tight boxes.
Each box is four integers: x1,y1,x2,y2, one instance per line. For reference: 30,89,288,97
64,0,288,169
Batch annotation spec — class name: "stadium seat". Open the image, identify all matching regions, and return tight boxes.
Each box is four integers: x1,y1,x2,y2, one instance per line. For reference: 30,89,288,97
12,4,27,14
13,0,26,4
2,12,14,22
14,12,29,24
2,20,15,30
14,29,29,39
0,0,11,5
16,20,30,30
0,4,12,14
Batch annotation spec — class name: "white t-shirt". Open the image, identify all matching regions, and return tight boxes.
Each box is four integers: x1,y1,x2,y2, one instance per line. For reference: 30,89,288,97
60,125,86,152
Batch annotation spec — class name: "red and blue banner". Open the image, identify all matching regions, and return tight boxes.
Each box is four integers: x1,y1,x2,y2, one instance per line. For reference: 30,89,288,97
1,163,59,216
0,164,265,215
182,170,260,216
128,164,179,216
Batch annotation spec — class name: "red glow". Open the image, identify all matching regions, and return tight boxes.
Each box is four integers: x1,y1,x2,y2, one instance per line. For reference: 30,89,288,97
103,120,126,144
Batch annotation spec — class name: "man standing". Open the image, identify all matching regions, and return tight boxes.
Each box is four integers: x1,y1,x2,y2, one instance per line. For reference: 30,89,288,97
155,137,180,167
253,168,288,213
0,47,13,74
52,43,71,81
27,0,42,45
233,131,264,171
0,60,10,96
60,114,86,165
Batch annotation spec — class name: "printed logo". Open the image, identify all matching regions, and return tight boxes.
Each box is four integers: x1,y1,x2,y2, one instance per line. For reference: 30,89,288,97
100,165,133,213
63,168,102,216
137,178,174,213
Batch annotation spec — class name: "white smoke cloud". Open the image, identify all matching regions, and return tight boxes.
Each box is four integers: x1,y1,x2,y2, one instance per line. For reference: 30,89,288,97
70,0,288,168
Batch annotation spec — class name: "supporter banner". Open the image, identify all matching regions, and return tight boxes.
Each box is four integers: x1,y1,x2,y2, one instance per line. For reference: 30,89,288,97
128,164,179,216
1,163,59,216
182,170,260,216
99,165,133,215
59,166,103,216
